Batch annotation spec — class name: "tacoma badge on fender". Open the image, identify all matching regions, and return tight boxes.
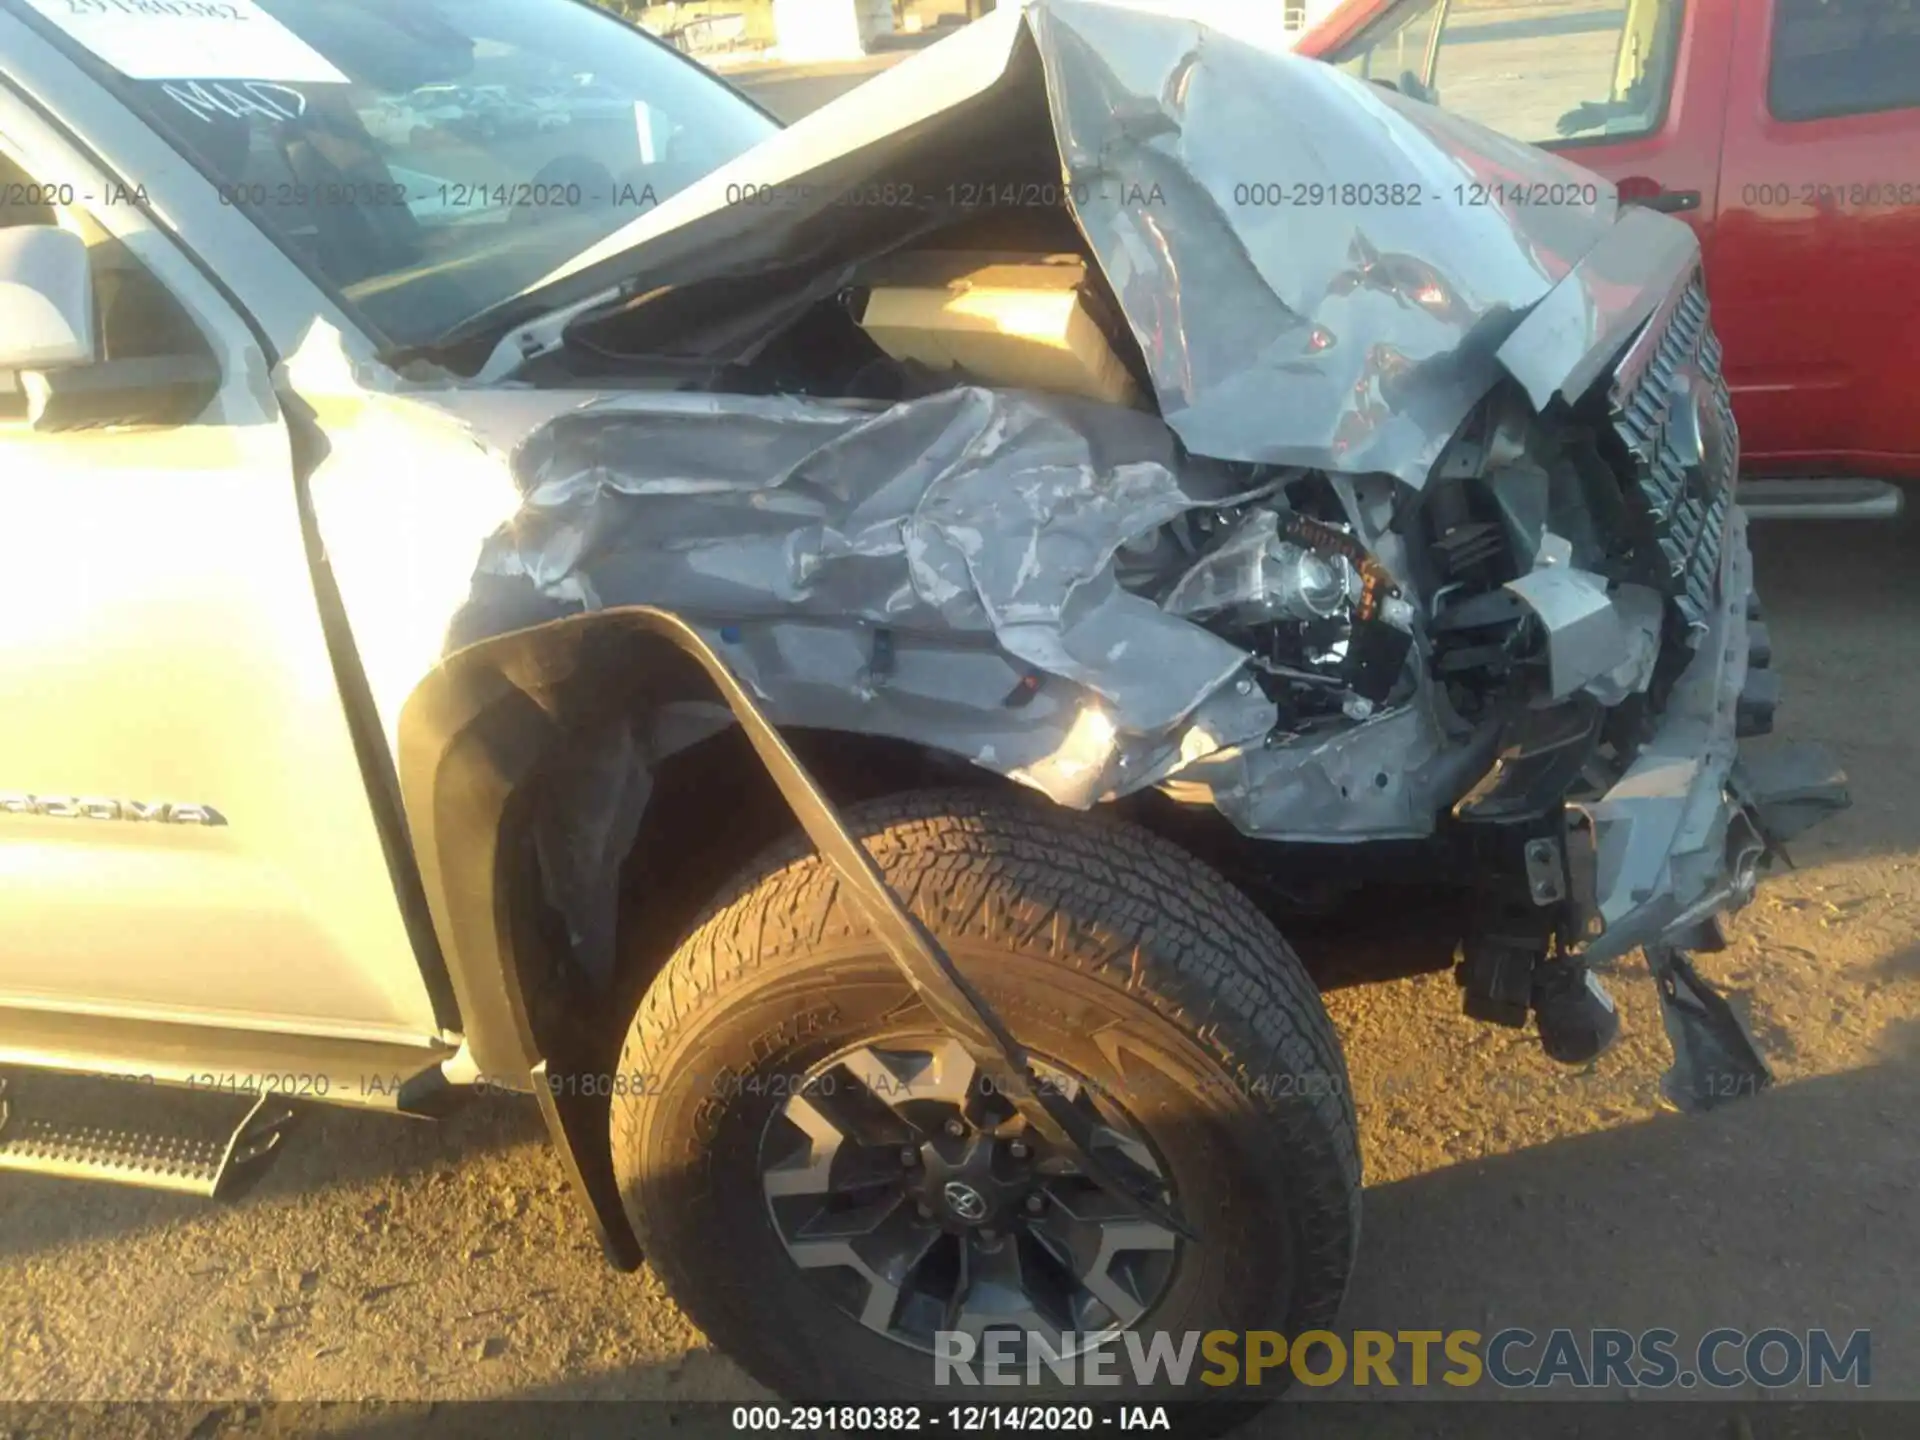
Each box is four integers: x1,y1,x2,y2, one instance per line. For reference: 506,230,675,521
0,794,228,825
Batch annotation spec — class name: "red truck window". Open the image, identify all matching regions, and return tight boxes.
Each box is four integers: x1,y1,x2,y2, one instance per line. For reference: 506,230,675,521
1331,0,1687,149
1330,0,1442,91
1768,0,1920,121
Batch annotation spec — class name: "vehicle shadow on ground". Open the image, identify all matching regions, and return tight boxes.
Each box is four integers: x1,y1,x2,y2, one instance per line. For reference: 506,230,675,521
0,881,1472,1263
51,1022,1908,1440
4,517,1911,1357
1876,943,1920,983
0,1091,551,1264
1285,889,1469,991
1316,1023,1920,1397
1744,510,1920,875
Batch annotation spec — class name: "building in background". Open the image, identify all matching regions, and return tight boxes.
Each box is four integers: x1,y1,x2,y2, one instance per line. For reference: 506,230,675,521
626,0,1346,68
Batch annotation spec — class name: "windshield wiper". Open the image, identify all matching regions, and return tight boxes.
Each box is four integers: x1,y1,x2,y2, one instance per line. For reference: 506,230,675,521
388,205,701,371
383,274,626,373
382,294,541,371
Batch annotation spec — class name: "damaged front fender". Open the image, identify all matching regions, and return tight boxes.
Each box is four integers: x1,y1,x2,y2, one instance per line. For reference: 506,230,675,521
306,0,1715,867
398,603,1197,1261
286,0,1848,1138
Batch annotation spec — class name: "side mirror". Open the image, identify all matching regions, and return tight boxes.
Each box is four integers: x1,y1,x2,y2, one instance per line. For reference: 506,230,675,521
0,223,220,431
0,224,95,372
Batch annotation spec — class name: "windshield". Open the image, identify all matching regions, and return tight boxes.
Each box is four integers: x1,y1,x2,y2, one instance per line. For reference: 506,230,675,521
10,0,778,346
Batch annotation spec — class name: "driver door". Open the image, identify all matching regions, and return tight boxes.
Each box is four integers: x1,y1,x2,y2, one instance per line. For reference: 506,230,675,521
1326,0,1736,231
0,105,450,1049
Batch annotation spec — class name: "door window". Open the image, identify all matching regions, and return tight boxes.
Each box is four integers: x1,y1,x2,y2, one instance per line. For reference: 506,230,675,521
1769,0,1920,121
1330,0,1444,96
1332,0,1688,148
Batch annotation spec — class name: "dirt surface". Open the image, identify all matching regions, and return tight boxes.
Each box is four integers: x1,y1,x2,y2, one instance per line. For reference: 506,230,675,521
3,512,1915,1436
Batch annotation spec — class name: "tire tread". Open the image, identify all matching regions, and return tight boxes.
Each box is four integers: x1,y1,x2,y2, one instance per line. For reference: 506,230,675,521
612,788,1360,1390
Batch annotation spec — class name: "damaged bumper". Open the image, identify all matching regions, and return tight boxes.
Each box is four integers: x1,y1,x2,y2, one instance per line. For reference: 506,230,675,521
1545,253,1849,966
1567,510,1846,1110
1577,510,1848,966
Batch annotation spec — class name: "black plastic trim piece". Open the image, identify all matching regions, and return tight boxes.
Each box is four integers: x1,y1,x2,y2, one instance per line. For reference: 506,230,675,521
532,1058,644,1271
1453,697,1604,826
397,606,1194,1262
285,398,464,1034
25,353,221,430
1626,189,1701,214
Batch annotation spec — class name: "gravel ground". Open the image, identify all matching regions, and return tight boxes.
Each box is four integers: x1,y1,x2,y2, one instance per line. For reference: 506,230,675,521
3,513,1916,1439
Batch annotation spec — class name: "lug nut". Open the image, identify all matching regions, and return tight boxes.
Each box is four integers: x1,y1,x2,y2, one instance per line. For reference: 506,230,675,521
1009,1140,1029,1159
1024,1194,1045,1214
944,1118,966,1138
899,1146,919,1165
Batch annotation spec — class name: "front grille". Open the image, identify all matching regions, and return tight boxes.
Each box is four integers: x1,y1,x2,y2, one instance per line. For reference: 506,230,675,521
1606,271,1739,633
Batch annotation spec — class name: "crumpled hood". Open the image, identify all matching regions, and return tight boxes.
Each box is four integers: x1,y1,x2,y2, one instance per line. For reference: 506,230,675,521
292,0,1777,1050
1022,0,1619,481
497,0,1624,484
300,0,1697,874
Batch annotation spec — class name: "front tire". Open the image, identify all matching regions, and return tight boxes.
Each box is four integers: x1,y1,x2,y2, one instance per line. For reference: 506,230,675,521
611,790,1359,1403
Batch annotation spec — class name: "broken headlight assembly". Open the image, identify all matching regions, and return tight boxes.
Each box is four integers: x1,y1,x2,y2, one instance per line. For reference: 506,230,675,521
1131,487,1420,732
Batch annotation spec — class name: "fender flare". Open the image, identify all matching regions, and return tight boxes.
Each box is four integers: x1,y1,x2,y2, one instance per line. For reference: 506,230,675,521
399,608,773,1266
396,605,1188,1267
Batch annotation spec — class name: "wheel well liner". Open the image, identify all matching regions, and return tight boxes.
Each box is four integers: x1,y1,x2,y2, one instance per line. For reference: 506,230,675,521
396,607,1035,1267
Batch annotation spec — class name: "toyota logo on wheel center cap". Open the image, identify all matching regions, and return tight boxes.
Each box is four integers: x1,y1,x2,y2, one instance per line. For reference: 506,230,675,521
942,1180,990,1223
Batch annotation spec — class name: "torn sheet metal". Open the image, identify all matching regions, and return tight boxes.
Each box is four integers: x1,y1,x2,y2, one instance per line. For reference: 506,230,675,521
489,0,1631,487
476,385,1256,736
1579,511,1755,964
1494,205,1703,412
1026,0,1619,482
441,370,1501,841
460,383,1292,811
1505,533,1664,703
297,0,1718,970
1158,700,1498,843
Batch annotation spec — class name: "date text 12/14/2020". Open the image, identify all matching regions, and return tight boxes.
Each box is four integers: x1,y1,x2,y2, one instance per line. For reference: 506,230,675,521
730,1405,1173,1432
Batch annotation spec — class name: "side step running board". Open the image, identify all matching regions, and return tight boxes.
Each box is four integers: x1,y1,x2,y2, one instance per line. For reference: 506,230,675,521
1739,478,1905,520
0,1007,457,1115
0,1075,294,1197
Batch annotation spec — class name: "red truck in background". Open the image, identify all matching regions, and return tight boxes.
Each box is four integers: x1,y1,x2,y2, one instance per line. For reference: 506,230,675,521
1295,0,1920,518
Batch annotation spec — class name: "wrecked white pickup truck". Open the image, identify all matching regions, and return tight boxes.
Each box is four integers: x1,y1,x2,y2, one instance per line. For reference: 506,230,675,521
0,0,1848,1410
